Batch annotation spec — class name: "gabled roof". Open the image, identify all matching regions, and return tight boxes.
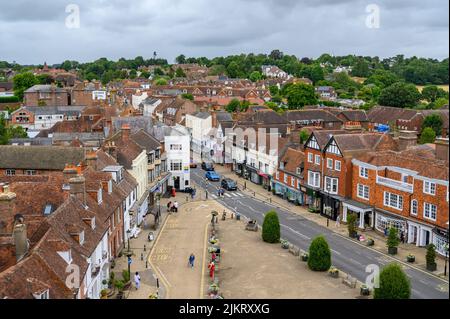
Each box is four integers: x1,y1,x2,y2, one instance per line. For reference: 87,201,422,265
0,146,85,170
285,109,343,123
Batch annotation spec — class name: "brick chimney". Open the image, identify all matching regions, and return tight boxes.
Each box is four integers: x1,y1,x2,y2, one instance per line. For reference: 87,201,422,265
63,164,78,188
0,183,16,234
397,130,417,151
13,215,28,262
85,150,98,170
69,166,87,206
211,112,218,128
435,138,449,162
121,124,131,142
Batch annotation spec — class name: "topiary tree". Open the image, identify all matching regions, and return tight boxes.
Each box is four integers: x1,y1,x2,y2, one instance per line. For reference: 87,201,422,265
307,236,331,271
262,211,281,243
419,127,436,144
387,227,399,254
374,263,411,299
426,244,437,271
347,213,357,238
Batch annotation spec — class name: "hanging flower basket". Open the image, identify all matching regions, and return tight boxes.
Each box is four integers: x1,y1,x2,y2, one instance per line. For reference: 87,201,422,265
301,252,309,261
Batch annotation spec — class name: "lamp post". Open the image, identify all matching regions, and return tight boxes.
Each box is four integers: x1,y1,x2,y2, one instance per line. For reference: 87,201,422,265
126,229,131,252
445,221,449,276
325,184,331,227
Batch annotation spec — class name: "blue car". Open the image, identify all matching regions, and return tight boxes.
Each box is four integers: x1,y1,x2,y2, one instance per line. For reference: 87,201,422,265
205,171,220,181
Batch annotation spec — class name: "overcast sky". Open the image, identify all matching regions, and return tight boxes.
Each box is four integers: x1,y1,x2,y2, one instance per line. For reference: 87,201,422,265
0,0,448,65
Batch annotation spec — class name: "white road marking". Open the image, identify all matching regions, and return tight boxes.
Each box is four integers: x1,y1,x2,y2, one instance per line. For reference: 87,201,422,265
211,195,217,199
331,249,342,256
231,193,239,197
224,193,232,198
236,192,244,197
155,266,172,287
281,224,310,240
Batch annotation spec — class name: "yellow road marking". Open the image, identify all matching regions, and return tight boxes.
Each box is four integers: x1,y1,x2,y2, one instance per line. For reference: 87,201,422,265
200,220,210,299
147,213,172,299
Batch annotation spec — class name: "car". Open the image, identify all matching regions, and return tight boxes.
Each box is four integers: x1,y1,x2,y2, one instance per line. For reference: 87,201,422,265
180,187,195,194
189,162,198,168
205,171,220,181
221,178,237,191
201,162,214,171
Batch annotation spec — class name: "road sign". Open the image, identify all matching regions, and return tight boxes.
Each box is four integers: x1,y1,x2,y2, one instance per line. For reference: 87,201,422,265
128,257,132,265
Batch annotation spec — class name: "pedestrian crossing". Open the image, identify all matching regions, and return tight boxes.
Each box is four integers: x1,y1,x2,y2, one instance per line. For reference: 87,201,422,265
211,192,245,199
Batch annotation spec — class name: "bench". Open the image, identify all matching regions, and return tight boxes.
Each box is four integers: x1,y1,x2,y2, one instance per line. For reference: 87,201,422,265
342,275,357,288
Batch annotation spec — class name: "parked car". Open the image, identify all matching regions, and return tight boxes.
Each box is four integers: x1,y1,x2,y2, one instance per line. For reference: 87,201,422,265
205,171,220,181
221,178,237,191
201,162,214,171
180,187,195,194
190,162,198,168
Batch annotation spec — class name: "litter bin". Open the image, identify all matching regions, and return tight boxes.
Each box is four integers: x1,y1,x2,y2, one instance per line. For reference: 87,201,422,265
236,213,241,221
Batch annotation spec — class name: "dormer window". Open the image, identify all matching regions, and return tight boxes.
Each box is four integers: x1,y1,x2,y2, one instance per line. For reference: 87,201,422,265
79,231,85,245
33,289,49,300
98,188,103,204
57,249,73,264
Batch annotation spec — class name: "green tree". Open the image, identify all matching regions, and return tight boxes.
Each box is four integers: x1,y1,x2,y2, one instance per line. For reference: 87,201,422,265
175,54,186,64
347,213,357,237
269,85,279,96
378,82,421,108
285,83,318,109
140,71,151,79
225,99,241,113
269,49,284,60
249,71,262,82
421,85,448,103
351,58,370,77
226,61,241,78
0,114,27,145
422,114,443,136
36,74,53,85
175,67,186,78
262,211,281,243
154,78,168,86
181,93,194,101
13,72,38,100
307,236,332,271
364,69,400,89
374,263,411,299
299,129,309,144
425,244,437,268
419,127,436,144
387,227,400,250
154,67,165,76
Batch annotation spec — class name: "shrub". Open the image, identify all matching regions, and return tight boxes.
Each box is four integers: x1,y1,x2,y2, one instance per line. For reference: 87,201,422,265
374,263,411,299
262,211,281,243
347,213,357,237
122,269,130,283
0,96,19,103
307,236,332,271
387,227,399,249
114,280,125,292
426,244,436,266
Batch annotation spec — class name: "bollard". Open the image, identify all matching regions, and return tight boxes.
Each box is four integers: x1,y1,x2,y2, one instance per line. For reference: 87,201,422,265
141,253,144,261
144,245,146,252
146,261,148,268
327,218,329,227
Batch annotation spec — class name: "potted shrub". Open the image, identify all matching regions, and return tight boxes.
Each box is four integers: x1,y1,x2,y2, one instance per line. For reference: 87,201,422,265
209,283,219,294
262,211,281,243
301,252,309,262
426,244,437,271
360,284,370,296
406,254,415,263
347,213,357,238
100,289,108,299
328,266,339,278
114,280,125,299
366,237,375,246
308,236,331,271
374,263,411,299
281,239,290,249
387,227,399,255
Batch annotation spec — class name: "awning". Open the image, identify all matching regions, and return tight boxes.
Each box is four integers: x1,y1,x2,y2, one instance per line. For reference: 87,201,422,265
257,171,269,179
343,199,373,213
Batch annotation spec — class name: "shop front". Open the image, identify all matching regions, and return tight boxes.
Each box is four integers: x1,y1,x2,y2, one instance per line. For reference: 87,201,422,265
304,186,321,211
342,200,374,229
374,209,407,236
320,193,343,221
272,181,287,198
246,165,261,185
432,228,449,256
258,171,271,190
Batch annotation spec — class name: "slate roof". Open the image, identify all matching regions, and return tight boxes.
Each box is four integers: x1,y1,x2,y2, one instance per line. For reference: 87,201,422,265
0,146,85,170
285,110,343,123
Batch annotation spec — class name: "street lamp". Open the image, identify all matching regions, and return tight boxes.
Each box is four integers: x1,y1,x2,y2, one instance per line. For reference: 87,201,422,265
126,229,131,252
325,183,331,227
445,221,449,277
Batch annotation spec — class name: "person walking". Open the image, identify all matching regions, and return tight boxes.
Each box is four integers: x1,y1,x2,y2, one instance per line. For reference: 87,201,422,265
335,214,341,227
134,272,141,290
400,231,405,244
174,201,179,213
188,253,195,268
167,201,172,213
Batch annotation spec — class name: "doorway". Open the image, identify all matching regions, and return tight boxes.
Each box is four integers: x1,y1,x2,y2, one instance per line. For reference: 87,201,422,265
174,177,180,190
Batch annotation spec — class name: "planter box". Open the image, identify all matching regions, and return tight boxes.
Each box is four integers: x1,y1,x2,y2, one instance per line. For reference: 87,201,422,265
360,287,370,296
388,247,398,255
426,263,437,271
301,254,309,262
366,240,374,246
329,272,339,278
406,256,415,263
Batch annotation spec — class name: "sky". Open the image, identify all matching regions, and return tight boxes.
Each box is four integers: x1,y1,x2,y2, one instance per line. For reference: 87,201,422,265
0,0,448,65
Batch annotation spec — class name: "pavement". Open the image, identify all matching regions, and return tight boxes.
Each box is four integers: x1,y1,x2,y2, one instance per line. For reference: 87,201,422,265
218,210,358,299
113,191,194,299
190,165,449,299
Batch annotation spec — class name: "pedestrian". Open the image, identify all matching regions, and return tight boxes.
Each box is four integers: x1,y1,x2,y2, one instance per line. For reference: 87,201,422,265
134,272,141,290
400,231,405,244
208,261,215,280
384,227,388,236
335,214,340,227
174,201,179,213
167,201,172,213
188,253,195,268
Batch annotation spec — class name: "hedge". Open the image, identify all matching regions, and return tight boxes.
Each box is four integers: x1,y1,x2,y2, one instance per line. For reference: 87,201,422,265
374,263,411,299
307,236,332,271
262,211,281,243
0,96,20,103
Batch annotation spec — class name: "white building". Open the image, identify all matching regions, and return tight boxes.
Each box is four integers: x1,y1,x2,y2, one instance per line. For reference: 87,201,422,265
185,112,213,163
165,126,190,190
